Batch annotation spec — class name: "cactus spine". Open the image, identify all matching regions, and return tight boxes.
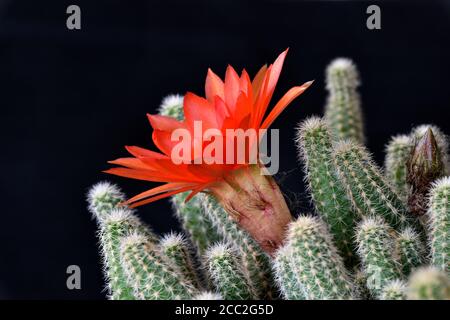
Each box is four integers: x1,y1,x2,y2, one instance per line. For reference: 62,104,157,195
297,117,357,266
194,292,223,300
407,267,450,300
284,216,356,300
120,233,197,300
158,94,184,121
385,135,413,199
87,182,126,222
395,227,424,275
160,233,202,288
200,194,274,299
333,140,411,230
356,217,401,298
324,58,364,144
205,244,255,300
427,177,450,272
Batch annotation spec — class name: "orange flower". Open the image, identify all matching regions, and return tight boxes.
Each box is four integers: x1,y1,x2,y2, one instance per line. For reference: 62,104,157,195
105,50,312,253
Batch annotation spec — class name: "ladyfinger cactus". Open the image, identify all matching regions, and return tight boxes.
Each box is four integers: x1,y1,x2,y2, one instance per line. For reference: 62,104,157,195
158,94,184,121
87,181,126,222
333,140,411,230
205,244,255,300
384,135,413,199
171,193,222,257
120,233,198,300
407,266,450,300
200,194,274,299
356,217,401,298
297,117,357,266
160,233,202,289
427,177,450,272
273,246,306,300
395,227,424,275
380,279,407,300
324,58,364,144
285,216,356,300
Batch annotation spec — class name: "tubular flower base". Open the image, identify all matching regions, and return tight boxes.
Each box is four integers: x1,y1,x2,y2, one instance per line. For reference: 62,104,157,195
105,50,312,254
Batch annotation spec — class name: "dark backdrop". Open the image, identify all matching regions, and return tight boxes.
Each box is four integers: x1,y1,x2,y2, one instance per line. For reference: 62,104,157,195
1,0,449,299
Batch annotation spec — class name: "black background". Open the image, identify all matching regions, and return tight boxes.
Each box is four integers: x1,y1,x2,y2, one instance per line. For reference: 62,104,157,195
1,0,449,299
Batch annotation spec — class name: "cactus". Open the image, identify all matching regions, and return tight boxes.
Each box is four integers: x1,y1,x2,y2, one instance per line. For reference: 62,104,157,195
200,194,274,299
380,279,407,300
120,233,198,300
333,140,412,231
205,244,255,300
324,58,364,144
87,181,126,222
395,227,424,275
160,232,202,288
427,177,450,272
356,217,403,298
86,58,450,301
385,135,413,199
158,94,184,121
296,117,358,266
407,267,450,300
171,192,222,257
273,246,307,300
282,216,356,300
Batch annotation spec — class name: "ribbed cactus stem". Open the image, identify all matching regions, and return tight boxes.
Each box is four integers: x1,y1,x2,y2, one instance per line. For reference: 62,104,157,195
171,192,222,256
285,216,356,299
356,217,401,298
333,140,412,231
160,233,202,289
273,246,306,300
395,227,424,275
158,94,184,121
324,58,364,144
193,292,223,300
385,135,413,199
380,280,407,300
296,117,357,266
87,181,126,222
407,266,450,300
205,243,255,300
120,233,197,300
427,177,450,272
200,194,274,299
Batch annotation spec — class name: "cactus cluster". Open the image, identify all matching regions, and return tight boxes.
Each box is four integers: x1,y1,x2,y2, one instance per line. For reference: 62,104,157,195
87,58,449,300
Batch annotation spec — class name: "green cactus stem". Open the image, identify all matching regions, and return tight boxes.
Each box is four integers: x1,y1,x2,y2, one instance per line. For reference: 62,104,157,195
380,280,407,300
205,243,254,300
171,192,222,257
333,140,412,231
87,181,126,222
356,217,402,298
407,267,450,300
395,227,424,275
385,135,413,200
160,232,202,289
427,177,450,272
120,233,198,300
200,194,274,299
273,245,306,300
158,94,184,121
285,216,356,300
297,117,358,267
324,58,364,144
